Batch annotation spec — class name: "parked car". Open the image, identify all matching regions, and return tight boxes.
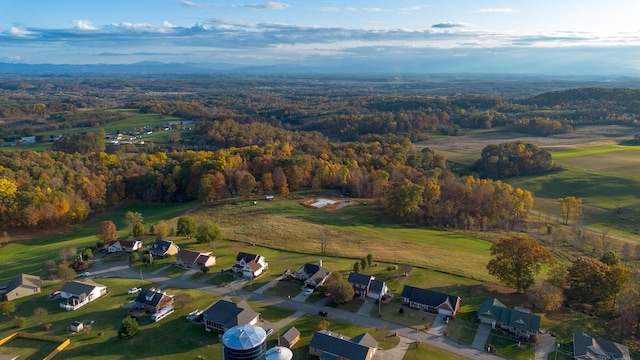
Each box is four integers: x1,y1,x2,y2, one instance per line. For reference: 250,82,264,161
304,288,313,296
48,290,61,298
79,271,91,277
127,287,142,294
186,309,203,322
318,310,329,317
265,328,274,336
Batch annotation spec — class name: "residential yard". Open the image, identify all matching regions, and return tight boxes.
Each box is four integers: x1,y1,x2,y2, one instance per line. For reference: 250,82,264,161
0,337,61,360
486,333,534,360
281,313,400,360
445,312,478,345
402,342,470,360
263,278,305,298
0,278,224,360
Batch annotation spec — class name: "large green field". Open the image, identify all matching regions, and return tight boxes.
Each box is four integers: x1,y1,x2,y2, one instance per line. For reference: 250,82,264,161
509,144,640,238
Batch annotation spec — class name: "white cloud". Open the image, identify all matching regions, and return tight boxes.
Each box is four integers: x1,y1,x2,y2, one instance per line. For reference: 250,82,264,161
432,22,472,29
73,20,97,31
474,8,520,14
316,7,340,13
179,0,207,8
239,2,289,10
8,27,33,37
363,8,384,12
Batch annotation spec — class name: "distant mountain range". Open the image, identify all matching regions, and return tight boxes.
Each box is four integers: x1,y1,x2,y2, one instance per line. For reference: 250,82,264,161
0,58,638,77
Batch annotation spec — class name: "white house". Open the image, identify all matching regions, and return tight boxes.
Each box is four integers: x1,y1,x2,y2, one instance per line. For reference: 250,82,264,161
107,240,123,253
60,279,107,311
233,252,268,278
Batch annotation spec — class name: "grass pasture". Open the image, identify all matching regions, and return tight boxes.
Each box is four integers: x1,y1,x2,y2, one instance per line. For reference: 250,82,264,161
193,199,495,282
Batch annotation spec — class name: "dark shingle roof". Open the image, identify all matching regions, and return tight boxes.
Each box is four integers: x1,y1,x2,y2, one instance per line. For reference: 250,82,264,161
351,332,378,349
309,330,376,360
6,274,41,293
203,299,258,329
177,249,201,264
369,280,386,293
347,272,373,287
401,285,459,310
149,239,178,255
134,288,173,307
573,331,631,360
280,326,300,343
478,298,540,333
60,279,105,296
236,252,259,262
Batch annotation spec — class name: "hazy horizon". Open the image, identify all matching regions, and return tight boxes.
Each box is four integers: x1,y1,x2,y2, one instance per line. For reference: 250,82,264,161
3,1,640,75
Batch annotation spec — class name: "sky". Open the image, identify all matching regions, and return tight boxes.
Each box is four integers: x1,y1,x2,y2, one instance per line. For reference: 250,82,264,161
2,0,640,75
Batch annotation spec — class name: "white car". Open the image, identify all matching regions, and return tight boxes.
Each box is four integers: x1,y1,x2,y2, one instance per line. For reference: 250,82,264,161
304,288,313,296
79,271,91,277
127,287,142,294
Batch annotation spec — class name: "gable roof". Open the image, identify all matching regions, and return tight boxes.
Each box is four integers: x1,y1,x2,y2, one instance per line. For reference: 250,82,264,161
108,240,121,247
477,298,507,320
347,272,374,287
119,239,141,248
60,279,105,296
573,331,631,360
177,249,202,263
304,263,331,285
401,285,460,310
280,326,300,343
149,239,178,254
134,288,173,307
478,298,540,333
203,299,258,329
351,332,379,349
236,252,259,263
369,280,386,293
6,274,41,293
309,330,377,360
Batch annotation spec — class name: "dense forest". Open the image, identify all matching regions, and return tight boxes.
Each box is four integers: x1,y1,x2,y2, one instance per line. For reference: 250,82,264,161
2,76,640,230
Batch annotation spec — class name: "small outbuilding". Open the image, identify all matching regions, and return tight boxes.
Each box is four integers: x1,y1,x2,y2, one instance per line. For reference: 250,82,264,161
70,321,84,332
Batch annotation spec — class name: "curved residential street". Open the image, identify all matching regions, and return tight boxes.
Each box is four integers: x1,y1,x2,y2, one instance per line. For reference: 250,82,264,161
89,256,505,360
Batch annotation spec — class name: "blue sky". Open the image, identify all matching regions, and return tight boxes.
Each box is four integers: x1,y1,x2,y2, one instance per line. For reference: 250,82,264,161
2,0,640,74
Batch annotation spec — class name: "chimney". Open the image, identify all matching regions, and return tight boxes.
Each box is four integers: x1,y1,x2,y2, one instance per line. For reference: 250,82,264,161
318,258,323,268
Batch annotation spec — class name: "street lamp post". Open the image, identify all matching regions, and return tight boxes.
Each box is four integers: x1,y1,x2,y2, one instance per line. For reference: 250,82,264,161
555,342,560,360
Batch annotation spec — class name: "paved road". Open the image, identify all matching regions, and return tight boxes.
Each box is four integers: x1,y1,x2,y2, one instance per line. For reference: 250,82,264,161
91,256,503,360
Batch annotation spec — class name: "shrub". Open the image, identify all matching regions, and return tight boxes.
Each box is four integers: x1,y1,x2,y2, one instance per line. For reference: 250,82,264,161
43,323,53,331
13,316,25,328
118,317,139,339
399,307,405,314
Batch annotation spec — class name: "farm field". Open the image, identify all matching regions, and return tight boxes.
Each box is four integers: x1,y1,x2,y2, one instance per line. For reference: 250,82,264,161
420,125,640,240
188,198,495,282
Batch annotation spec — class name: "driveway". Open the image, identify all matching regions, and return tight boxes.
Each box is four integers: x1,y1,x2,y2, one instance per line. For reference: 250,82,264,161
356,298,377,316
472,323,492,350
428,314,447,336
535,332,556,360
374,336,414,360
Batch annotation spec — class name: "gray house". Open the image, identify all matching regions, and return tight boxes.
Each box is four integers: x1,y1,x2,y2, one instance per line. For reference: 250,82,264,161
0,274,41,301
202,298,259,333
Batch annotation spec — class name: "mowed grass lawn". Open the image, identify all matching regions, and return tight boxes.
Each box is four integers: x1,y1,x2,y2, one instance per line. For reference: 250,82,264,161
0,278,225,360
0,201,197,284
190,199,494,282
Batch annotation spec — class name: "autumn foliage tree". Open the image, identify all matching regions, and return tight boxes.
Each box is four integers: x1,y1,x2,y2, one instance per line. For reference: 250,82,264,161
96,220,118,244
559,196,582,225
487,235,554,294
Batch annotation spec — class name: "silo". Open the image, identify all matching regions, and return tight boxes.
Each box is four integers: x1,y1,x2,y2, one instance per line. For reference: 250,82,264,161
265,346,293,360
222,325,267,360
